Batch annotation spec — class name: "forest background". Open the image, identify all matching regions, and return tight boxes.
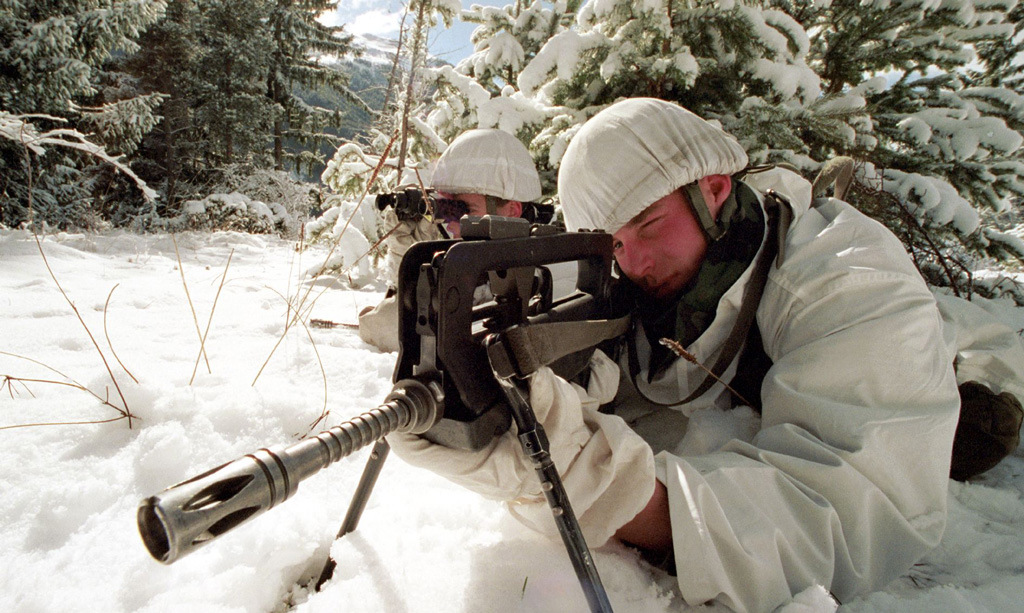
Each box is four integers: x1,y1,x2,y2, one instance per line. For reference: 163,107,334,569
4,0,1024,303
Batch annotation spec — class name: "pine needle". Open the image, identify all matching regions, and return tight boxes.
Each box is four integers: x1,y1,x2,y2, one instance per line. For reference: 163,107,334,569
659,337,755,408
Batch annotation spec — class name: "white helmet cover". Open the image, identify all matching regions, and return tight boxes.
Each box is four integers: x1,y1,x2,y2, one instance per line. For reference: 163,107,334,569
558,98,749,233
430,129,542,202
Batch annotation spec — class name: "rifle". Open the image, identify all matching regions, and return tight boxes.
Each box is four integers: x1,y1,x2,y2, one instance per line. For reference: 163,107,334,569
137,216,629,612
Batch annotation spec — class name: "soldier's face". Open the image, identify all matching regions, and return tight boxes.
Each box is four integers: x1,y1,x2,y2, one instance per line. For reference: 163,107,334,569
612,188,709,299
435,192,520,238
434,192,486,238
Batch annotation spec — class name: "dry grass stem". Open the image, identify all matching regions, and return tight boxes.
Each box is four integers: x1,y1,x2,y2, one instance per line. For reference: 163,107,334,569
253,133,403,390
189,248,234,385
103,284,139,384
33,235,135,427
264,287,331,434
298,313,330,435
0,368,135,430
659,337,755,408
0,415,129,431
172,234,212,373
3,374,35,398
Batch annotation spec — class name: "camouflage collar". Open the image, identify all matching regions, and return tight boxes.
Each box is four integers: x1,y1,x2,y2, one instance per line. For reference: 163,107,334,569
631,179,766,381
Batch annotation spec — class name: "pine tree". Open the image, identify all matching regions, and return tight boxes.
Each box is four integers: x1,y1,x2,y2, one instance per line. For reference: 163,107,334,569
0,0,167,228
120,0,367,220
790,0,1024,292
193,0,276,166
266,0,366,176
120,0,205,212
321,0,457,201
315,0,457,279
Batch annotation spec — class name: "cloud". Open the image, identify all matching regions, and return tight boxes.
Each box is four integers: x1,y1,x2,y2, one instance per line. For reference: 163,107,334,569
347,9,403,36
319,0,406,36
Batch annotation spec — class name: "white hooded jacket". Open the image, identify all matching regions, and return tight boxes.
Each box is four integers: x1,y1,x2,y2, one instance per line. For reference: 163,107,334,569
558,99,963,611
653,167,958,611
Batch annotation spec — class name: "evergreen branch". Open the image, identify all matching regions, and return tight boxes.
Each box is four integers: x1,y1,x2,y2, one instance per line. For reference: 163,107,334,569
1,111,157,201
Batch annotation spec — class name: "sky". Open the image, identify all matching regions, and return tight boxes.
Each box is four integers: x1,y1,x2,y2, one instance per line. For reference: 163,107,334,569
2,223,1024,613
321,0,509,66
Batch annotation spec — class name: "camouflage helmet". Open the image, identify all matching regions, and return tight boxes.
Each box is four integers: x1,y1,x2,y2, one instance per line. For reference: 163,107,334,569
430,129,542,203
557,98,748,235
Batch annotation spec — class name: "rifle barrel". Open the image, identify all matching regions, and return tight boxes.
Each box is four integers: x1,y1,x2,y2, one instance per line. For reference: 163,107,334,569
137,378,441,564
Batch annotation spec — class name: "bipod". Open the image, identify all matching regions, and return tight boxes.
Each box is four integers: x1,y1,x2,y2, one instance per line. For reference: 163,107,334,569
485,333,615,613
315,438,391,590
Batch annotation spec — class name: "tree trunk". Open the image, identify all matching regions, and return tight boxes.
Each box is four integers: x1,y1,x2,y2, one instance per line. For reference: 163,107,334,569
397,0,429,177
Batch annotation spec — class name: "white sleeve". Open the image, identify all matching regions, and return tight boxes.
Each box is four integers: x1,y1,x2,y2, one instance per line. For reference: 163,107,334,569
659,205,959,612
932,290,1024,401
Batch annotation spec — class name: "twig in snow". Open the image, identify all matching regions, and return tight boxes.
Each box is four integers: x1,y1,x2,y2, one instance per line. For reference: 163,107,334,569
189,248,233,385
0,352,137,429
33,235,135,427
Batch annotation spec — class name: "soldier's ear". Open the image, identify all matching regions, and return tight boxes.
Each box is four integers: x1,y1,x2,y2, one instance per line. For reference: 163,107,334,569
698,174,732,218
505,200,523,218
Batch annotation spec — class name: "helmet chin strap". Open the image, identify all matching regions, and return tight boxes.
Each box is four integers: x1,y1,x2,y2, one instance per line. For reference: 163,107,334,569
681,182,734,242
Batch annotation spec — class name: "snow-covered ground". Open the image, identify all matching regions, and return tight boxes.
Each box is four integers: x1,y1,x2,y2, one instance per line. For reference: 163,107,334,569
1,229,1022,613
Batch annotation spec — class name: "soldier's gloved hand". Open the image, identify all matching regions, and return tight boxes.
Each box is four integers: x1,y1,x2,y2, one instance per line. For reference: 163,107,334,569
381,208,442,286
387,350,655,545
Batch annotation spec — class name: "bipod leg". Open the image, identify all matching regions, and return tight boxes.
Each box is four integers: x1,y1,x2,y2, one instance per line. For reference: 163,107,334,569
315,438,391,590
495,376,614,613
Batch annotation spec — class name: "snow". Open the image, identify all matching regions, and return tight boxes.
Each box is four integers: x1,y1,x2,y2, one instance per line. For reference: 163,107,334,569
876,168,982,234
1,228,1024,613
518,29,606,99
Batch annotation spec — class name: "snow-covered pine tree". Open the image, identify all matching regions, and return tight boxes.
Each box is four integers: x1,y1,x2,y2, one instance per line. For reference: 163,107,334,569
314,0,456,280
427,0,853,197
790,0,1024,295
319,2,455,213
424,0,580,191
0,0,167,228
428,0,1024,298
